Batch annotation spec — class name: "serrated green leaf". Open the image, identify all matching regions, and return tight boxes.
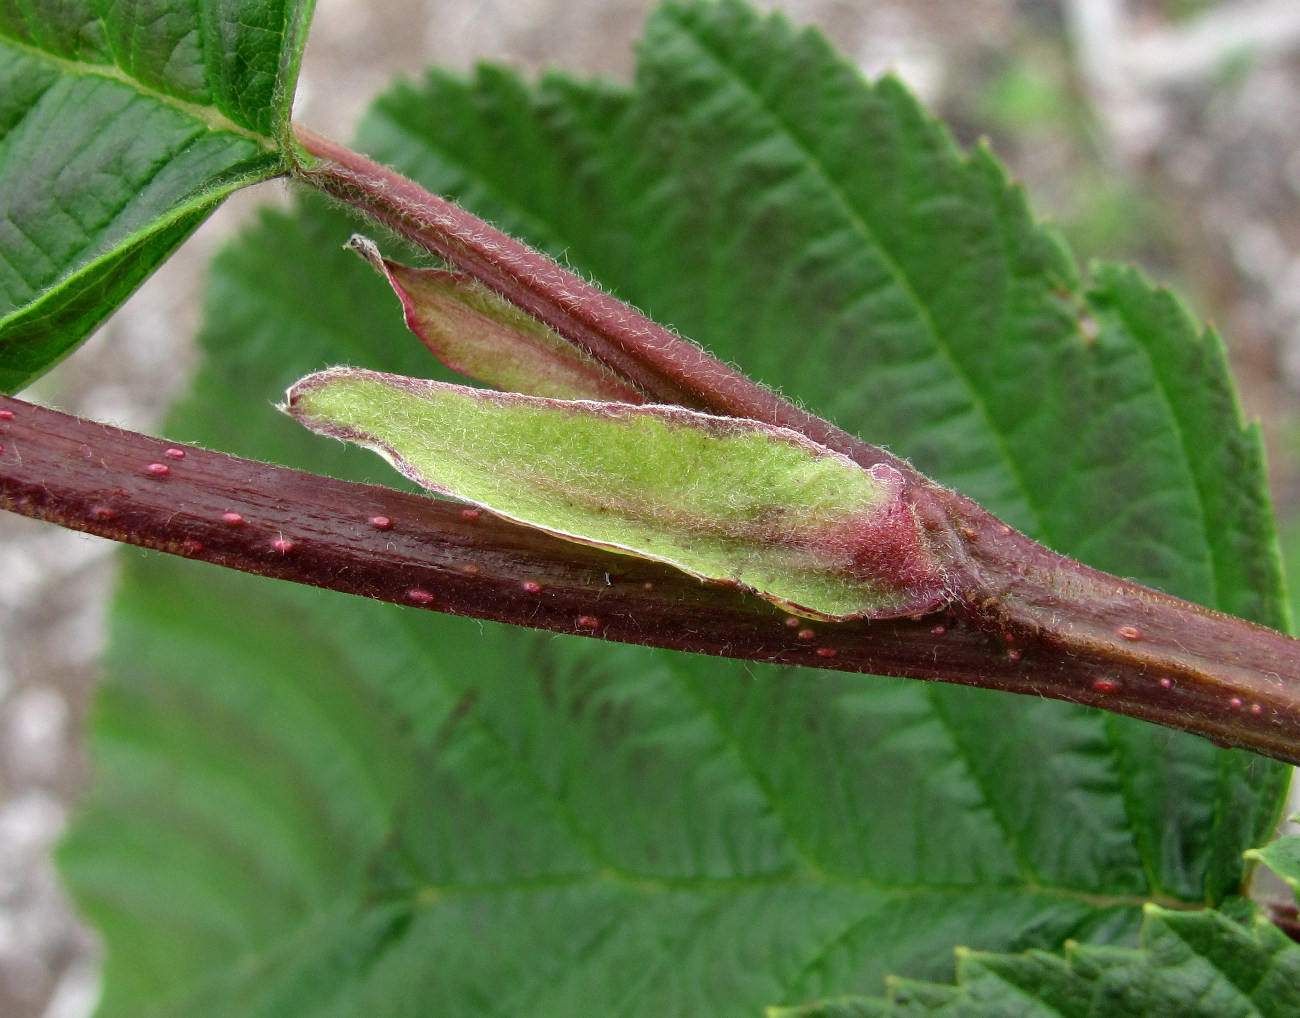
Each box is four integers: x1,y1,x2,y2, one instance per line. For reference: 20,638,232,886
777,904,1300,1017
0,0,316,392
62,1,1292,1015
285,367,948,619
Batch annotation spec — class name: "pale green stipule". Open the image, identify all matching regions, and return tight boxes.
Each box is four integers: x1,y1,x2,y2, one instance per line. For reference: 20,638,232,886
283,368,950,621
348,235,643,402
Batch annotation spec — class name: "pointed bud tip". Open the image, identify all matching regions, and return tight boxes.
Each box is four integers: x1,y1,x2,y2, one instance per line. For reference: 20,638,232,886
345,234,384,271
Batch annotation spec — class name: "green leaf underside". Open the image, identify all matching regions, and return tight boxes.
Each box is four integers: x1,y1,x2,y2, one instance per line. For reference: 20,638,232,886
771,905,1300,1018
286,368,947,619
0,0,316,392
62,2,1290,1016
349,234,644,401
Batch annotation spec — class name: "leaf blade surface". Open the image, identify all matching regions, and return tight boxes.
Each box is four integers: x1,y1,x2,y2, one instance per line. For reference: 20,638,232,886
0,0,315,391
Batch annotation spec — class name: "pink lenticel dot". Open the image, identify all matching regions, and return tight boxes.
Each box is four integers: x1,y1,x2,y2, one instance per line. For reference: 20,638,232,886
797,628,816,641
522,581,542,593
1251,703,1264,715
576,615,600,629
407,588,435,604
1008,649,1022,662
1160,677,1174,689
146,462,169,476
1003,633,1016,643
181,540,203,554
1093,679,1120,694
815,647,838,658
90,506,113,521
461,508,481,520
0,409,13,420
785,617,801,627
643,582,654,591
368,515,393,530
271,538,294,553
1230,697,1243,709
221,512,244,525
164,447,186,459
931,625,946,636
1116,625,1142,641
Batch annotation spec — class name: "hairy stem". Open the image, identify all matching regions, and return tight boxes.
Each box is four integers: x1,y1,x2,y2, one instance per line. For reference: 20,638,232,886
4,393,1300,763
292,126,902,474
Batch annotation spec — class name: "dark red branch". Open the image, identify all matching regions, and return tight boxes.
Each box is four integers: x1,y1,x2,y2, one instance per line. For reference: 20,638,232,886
4,393,1300,764
944,489,1300,763
0,395,997,679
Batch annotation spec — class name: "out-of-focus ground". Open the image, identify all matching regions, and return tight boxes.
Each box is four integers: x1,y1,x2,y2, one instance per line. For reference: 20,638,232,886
4,1,1300,1015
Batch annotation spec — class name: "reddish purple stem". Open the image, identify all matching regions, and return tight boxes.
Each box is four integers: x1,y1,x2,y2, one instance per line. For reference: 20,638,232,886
293,127,903,474
4,392,1299,764
0,394,1029,681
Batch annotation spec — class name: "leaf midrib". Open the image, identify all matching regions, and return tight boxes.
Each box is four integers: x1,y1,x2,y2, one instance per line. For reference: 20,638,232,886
151,870,1194,1018
0,32,274,146
183,869,1200,1015
404,868,1197,910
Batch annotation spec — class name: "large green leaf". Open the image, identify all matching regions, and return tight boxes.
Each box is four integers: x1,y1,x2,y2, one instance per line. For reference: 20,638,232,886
61,1,1290,1015
0,0,315,393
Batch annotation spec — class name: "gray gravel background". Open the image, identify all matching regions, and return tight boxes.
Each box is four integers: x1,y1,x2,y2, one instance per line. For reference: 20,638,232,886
5,2,1300,1015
